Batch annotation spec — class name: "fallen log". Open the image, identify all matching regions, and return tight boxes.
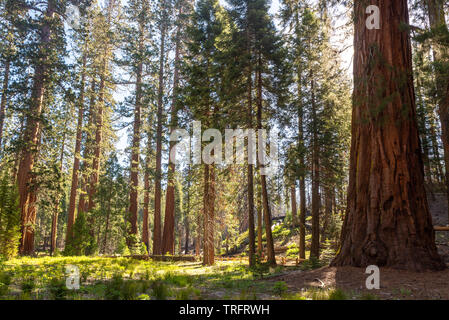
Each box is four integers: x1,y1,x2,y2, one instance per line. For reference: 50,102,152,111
434,226,449,231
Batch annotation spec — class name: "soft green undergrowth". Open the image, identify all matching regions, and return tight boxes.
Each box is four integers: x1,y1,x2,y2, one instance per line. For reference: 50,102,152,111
0,256,375,300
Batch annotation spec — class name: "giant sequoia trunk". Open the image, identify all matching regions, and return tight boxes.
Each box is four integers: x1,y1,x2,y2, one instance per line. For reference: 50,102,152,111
332,0,444,271
426,0,449,224
17,2,55,255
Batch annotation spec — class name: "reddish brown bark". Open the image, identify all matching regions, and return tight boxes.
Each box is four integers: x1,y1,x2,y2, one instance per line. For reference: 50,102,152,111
17,2,55,255
426,0,449,223
246,44,256,266
50,128,66,256
153,7,167,256
128,21,144,245
203,164,215,265
332,0,444,271
142,162,151,253
162,5,182,255
66,54,87,243
78,79,96,215
291,185,298,227
256,54,276,266
297,68,306,260
310,75,320,259
257,187,263,257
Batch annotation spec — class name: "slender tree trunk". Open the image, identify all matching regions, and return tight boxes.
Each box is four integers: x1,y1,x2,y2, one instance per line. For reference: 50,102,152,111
128,24,144,246
310,75,320,259
162,7,182,255
87,70,106,212
142,161,151,254
257,188,263,257
332,0,444,271
0,59,10,150
153,14,166,256
103,204,110,254
256,54,276,266
203,164,215,265
78,79,96,215
246,41,256,266
50,128,66,256
67,54,87,243
297,72,306,260
18,2,55,255
426,0,449,223
291,184,298,227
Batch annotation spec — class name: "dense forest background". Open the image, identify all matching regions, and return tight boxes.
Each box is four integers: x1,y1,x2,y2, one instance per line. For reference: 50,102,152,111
0,0,447,271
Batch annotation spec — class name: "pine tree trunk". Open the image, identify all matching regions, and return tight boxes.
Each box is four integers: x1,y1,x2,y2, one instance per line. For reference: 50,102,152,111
246,43,256,267
297,74,306,260
0,58,10,150
426,0,449,224
257,189,263,257
310,75,320,259
142,164,151,254
332,0,444,271
291,185,298,227
18,3,55,255
67,54,87,243
128,22,144,246
51,129,66,256
257,54,276,266
87,70,105,213
78,79,96,215
153,14,166,256
162,7,182,255
203,164,215,265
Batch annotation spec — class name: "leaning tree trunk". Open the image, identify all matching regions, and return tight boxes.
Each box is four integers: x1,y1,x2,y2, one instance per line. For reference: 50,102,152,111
426,0,449,225
331,0,444,271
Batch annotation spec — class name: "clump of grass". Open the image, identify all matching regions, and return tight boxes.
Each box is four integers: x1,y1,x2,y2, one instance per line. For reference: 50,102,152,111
328,288,348,300
300,257,324,271
273,281,288,297
175,286,201,300
151,281,170,300
164,272,190,287
21,276,36,295
48,278,69,300
121,280,141,300
105,274,124,300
